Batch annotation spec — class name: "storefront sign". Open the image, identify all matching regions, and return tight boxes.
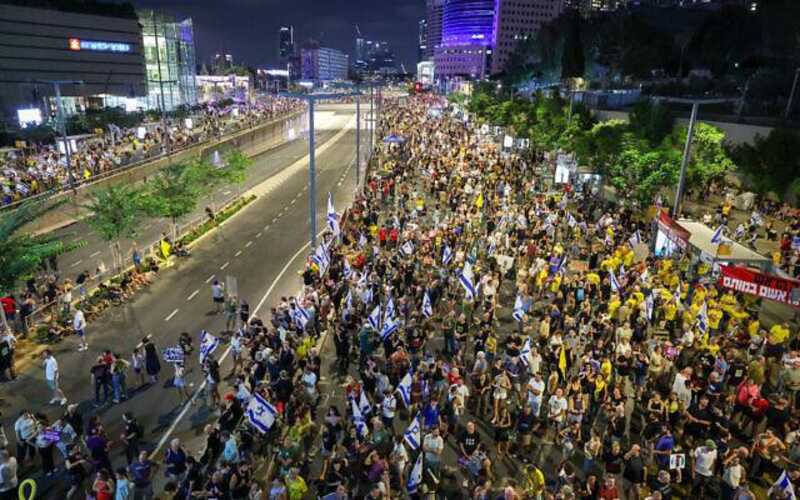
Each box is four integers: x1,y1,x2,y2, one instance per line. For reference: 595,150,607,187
68,37,132,53
656,211,691,249
719,265,800,308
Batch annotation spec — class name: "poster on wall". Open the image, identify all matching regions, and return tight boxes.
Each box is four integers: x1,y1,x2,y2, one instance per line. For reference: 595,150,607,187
718,265,800,308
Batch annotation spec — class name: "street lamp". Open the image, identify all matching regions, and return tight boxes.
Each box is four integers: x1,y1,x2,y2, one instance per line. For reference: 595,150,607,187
279,90,362,249
652,97,736,217
785,67,800,120
36,79,83,190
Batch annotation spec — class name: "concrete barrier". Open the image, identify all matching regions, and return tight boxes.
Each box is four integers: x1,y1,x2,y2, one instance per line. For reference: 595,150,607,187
23,110,306,235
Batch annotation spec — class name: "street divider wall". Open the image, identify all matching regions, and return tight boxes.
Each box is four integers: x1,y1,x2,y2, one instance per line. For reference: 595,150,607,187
22,110,306,235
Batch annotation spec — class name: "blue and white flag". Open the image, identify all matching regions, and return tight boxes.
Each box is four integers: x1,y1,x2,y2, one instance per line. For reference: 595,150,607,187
15,183,29,195
327,192,340,236
459,261,478,301
512,294,526,322
629,230,642,247
403,414,422,451
381,315,399,340
567,213,577,228
619,264,626,278
350,397,368,438
246,393,278,433
401,240,415,256
368,305,381,331
557,255,568,275
674,282,682,305
421,291,433,318
357,270,368,288
358,233,367,248
292,302,311,330
487,239,496,257
360,286,374,305
384,296,396,325
199,330,220,362
396,372,413,407
163,346,185,364
312,245,330,276
697,302,709,335
768,470,796,500
407,453,423,495
343,290,354,318
358,390,372,415
609,269,622,293
710,224,725,244
442,245,454,266
343,259,353,280
520,337,533,367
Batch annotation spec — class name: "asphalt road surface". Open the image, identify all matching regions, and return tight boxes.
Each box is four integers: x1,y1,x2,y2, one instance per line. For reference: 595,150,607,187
0,104,365,495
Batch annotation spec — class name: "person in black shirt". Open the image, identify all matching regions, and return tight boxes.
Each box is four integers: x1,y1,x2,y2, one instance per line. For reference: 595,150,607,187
121,412,142,464
90,356,112,406
458,421,481,458
684,396,713,442
622,444,646,499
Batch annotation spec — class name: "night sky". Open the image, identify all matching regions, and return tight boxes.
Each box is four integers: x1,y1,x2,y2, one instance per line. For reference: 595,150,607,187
131,0,426,71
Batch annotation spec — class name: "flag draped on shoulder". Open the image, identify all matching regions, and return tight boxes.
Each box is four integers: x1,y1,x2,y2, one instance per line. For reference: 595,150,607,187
246,393,278,433
396,372,413,407
407,452,423,495
768,470,796,500
199,330,219,362
350,397,368,438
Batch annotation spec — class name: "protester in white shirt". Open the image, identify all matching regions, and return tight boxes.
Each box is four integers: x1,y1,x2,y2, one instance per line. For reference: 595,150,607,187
73,308,87,351
42,350,66,405
691,440,718,497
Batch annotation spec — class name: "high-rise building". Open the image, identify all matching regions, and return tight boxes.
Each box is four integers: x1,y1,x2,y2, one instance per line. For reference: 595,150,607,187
419,19,428,61
301,41,349,82
353,39,397,76
491,0,564,74
432,0,564,79
279,26,294,61
425,0,445,59
434,0,495,79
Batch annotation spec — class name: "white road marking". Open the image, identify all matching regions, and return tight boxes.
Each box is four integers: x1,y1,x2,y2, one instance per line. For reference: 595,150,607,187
245,241,253,248
223,190,232,195
337,181,343,187
220,262,230,270
263,225,270,231
272,218,278,223
290,199,296,205
205,274,216,283
256,232,263,238
186,290,200,301
71,260,82,268
89,251,101,258
234,250,243,257
164,308,179,321
152,230,324,457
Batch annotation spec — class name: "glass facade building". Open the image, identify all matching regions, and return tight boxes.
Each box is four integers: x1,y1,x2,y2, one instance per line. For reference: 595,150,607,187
441,0,496,46
137,11,198,111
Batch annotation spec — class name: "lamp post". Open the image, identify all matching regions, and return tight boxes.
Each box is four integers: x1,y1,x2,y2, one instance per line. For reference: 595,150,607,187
36,79,82,190
785,67,800,120
279,90,362,249
652,97,735,217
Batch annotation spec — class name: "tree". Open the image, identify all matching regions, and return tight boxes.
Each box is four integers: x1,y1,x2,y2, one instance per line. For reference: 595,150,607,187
628,100,674,147
668,122,735,196
0,201,83,330
731,128,800,201
141,150,252,239
84,184,149,271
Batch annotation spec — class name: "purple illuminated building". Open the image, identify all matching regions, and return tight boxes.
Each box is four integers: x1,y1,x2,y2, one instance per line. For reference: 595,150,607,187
434,0,495,79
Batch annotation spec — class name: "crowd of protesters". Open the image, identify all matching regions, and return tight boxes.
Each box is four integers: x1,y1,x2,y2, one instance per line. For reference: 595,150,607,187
0,96,303,205
2,94,800,500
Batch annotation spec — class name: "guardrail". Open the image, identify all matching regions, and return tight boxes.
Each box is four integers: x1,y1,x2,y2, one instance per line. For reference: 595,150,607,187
1,108,305,212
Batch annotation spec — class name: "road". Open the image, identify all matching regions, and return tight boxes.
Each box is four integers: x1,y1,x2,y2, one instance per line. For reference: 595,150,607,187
0,104,365,494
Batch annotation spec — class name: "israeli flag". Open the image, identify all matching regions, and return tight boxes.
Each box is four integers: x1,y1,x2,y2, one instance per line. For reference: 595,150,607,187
628,230,642,247
710,224,725,244
368,305,381,331
401,240,415,256
396,372,413,407
327,192,340,236
674,283,682,305
403,414,422,451
567,213,577,228
357,270,368,288
358,233,367,247
343,290,354,318
442,245,454,266
557,255,568,275
381,315,399,340
312,245,330,275
350,397,368,438
246,393,278,433
609,269,622,293
292,302,311,330
645,292,654,321
459,261,478,301
512,294,526,322
768,470,796,500
520,337,533,367
422,291,433,319
199,330,220,362
359,390,372,415
384,296,396,325
15,183,29,195
619,264,626,278
697,302,709,334
639,268,650,283
343,259,353,279
361,286,374,305
407,453,423,495
487,239,496,257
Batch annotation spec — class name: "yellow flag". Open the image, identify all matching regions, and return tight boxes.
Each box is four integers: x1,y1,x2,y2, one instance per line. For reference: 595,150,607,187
160,239,172,259
475,192,484,209
558,345,567,378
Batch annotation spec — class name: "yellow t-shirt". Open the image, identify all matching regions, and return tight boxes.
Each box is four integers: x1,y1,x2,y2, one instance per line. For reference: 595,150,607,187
769,324,790,345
